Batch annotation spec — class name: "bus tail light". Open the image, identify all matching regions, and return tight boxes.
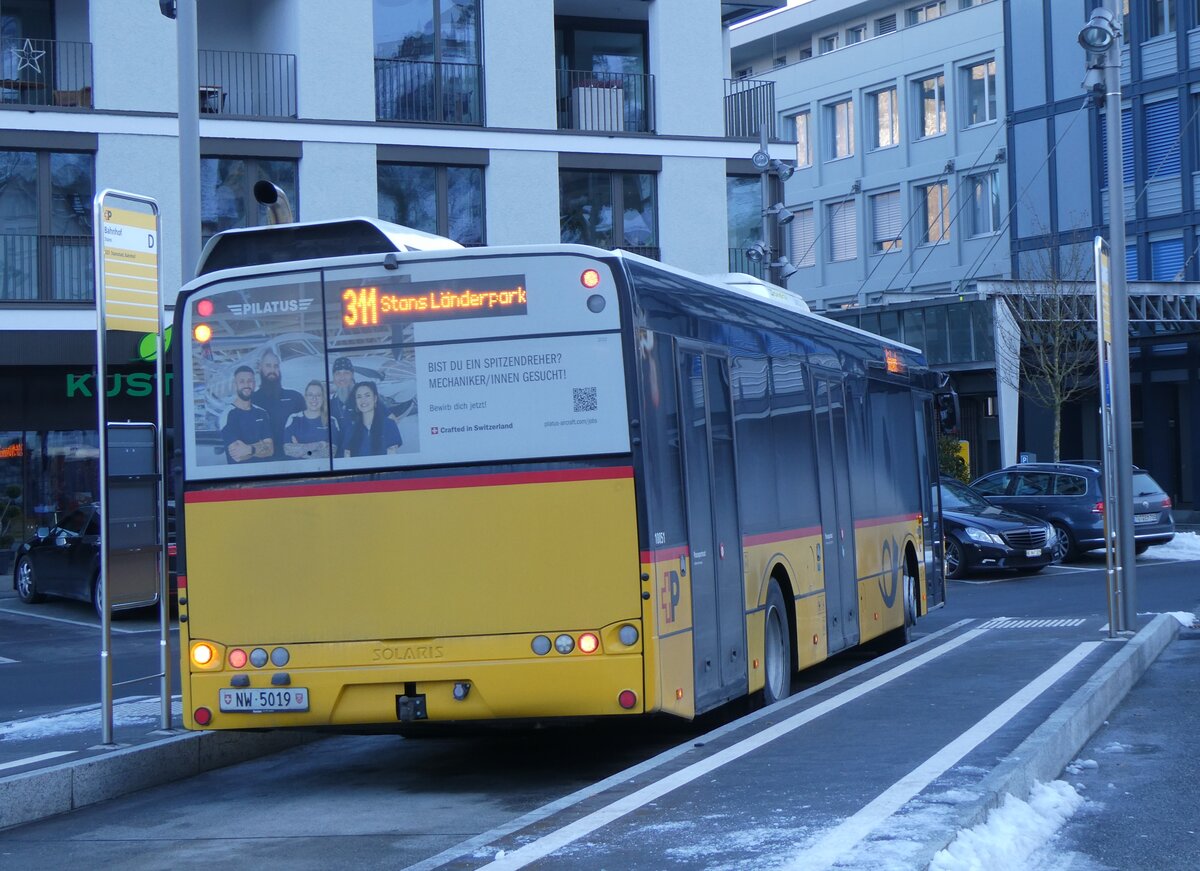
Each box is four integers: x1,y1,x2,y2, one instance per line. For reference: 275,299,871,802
618,690,638,709
193,707,212,726
228,648,248,669
531,635,552,655
581,269,601,288
554,634,575,654
193,323,213,343
191,642,219,669
618,624,639,646
578,632,599,654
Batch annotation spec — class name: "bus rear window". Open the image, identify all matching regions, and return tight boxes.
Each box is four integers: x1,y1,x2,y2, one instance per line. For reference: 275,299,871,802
181,255,630,481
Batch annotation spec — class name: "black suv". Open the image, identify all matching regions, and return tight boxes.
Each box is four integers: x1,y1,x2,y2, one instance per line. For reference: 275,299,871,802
970,462,1175,561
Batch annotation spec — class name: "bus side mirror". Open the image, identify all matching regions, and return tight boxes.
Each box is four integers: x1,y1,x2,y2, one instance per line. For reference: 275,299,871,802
935,393,960,437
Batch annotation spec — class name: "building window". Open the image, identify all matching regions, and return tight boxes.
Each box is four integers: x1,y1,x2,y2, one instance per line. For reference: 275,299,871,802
373,0,482,124
847,25,866,44
871,88,899,149
728,175,763,272
966,170,1000,236
1126,244,1138,280
1147,0,1175,37
378,163,485,245
794,111,812,167
560,170,658,256
201,157,297,244
916,74,946,138
734,67,752,79
828,98,855,160
828,200,857,261
1145,99,1181,177
1150,237,1184,280
790,207,816,267
964,60,996,126
0,149,95,302
819,34,838,54
876,14,897,35
871,190,902,253
917,181,950,244
907,2,945,25
773,55,787,68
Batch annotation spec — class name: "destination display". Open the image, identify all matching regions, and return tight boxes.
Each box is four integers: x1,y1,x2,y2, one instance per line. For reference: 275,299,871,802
341,275,527,326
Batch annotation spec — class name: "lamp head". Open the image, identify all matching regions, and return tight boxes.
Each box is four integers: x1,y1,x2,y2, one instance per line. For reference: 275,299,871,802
745,241,768,263
771,159,795,182
1078,8,1117,53
751,148,771,170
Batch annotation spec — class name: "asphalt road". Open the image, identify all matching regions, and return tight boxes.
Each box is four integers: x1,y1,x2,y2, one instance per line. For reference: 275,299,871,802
0,553,1196,870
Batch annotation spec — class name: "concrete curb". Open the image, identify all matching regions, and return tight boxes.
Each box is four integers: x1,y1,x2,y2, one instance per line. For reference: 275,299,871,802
917,612,1183,868
0,728,322,831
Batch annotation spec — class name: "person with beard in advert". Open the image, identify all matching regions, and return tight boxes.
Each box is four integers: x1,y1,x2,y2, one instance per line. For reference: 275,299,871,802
252,349,305,459
221,366,273,463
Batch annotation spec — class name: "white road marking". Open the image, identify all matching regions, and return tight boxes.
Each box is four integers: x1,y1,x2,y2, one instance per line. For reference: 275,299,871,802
0,750,75,772
479,626,990,871
0,604,148,634
783,641,1101,870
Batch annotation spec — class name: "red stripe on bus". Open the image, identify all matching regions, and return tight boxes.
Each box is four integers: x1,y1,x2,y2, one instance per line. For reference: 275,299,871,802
640,545,689,563
854,514,919,529
742,526,822,548
184,466,634,504
177,575,187,590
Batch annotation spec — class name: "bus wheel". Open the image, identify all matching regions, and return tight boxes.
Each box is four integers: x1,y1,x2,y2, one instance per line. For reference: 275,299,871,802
876,566,918,652
763,580,792,705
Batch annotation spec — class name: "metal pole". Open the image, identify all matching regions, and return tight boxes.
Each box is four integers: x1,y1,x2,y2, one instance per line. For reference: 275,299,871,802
156,316,171,731
94,199,113,746
177,0,201,283
759,125,774,284
1102,0,1137,631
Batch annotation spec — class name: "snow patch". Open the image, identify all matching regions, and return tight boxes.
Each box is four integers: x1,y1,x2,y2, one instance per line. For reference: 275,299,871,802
1064,758,1099,775
1099,742,1131,754
1143,530,1200,561
929,780,1085,871
1166,611,1197,628
0,696,180,741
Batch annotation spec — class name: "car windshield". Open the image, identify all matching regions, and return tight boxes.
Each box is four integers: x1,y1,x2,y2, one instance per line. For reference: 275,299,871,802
940,479,992,511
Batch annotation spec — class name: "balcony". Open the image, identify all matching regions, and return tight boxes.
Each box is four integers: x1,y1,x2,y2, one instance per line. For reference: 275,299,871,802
724,78,775,139
617,245,660,260
0,38,93,109
374,58,482,125
0,235,94,302
558,69,654,134
197,49,297,118
729,248,766,278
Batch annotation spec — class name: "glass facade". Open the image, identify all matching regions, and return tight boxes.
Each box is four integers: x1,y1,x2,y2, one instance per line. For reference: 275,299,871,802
200,157,298,244
377,162,485,244
559,169,658,254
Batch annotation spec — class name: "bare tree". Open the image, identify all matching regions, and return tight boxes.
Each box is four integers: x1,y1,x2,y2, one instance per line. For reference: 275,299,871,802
997,241,1099,461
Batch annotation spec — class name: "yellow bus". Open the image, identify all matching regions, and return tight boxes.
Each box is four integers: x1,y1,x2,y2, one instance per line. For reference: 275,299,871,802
173,218,946,730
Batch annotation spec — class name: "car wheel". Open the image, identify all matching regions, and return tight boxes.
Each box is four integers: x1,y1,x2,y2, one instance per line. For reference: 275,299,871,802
15,556,45,604
945,537,968,579
1051,524,1075,562
1134,542,1150,555
762,579,793,705
92,575,105,621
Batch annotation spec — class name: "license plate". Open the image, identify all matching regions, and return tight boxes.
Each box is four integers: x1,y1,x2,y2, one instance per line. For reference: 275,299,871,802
1134,513,1158,524
1025,548,1042,557
219,688,309,713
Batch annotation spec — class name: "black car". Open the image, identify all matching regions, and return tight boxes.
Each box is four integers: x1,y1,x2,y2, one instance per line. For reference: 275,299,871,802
13,503,173,618
940,479,1057,579
970,461,1175,561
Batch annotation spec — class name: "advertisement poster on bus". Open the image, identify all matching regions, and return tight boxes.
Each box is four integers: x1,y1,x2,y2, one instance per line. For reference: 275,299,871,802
182,257,629,480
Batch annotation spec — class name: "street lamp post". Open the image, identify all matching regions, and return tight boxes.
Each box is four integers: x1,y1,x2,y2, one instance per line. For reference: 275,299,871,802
1080,3,1137,631
747,126,798,285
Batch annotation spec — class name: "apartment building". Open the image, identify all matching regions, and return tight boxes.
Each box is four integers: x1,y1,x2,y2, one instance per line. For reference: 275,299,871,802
0,0,783,542
731,0,1015,473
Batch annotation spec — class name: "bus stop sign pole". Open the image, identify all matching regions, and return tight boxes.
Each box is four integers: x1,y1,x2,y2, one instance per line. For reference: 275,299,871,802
94,190,165,743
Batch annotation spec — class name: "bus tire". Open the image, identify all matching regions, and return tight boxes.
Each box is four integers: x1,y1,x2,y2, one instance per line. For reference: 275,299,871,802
762,579,793,705
877,562,918,652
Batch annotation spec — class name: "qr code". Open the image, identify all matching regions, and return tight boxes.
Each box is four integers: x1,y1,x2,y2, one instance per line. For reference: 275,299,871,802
573,387,598,413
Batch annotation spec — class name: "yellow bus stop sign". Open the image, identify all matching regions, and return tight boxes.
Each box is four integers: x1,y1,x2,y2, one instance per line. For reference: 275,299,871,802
100,198,160,333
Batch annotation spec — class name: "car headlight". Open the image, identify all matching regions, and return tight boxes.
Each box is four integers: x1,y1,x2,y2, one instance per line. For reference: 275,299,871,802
964,527,1005,546
1045,525,1056,543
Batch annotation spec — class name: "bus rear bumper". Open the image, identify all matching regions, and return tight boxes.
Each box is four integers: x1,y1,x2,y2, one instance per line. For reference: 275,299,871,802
184,654,646,730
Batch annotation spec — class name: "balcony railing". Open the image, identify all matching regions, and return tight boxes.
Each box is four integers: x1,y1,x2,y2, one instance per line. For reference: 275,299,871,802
724,78,776,140
0,38,93,109
0,234,94,302
197,49,297,117
375,58,482,125
558,69,654,134
616,245,660,260
728,247,766,278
